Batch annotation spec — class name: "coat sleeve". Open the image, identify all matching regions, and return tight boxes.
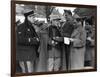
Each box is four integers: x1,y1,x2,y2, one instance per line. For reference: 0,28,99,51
72,29,86,48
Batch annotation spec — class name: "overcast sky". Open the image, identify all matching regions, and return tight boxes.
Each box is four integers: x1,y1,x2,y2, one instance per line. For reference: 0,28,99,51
56,7,76,15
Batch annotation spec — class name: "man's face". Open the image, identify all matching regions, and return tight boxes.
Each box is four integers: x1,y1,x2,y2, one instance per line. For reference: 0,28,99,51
64,12,72,21
64,12,69,18
73,18,82,28
52,20,60,27
28,15,36,23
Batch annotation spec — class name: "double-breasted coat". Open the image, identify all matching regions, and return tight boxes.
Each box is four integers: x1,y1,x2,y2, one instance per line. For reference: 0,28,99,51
48,25,62,58
69,25,86,70
16,19,40,61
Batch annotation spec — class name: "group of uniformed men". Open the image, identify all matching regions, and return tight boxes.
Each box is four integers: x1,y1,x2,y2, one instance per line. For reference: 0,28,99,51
16,9,94,73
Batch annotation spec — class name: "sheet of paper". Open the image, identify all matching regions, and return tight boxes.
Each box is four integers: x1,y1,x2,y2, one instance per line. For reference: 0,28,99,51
64,37,70,45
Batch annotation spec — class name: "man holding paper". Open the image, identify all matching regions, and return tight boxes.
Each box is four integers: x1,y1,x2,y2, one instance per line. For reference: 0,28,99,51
69,14,86,70
61,10,75,70
47,15,63,71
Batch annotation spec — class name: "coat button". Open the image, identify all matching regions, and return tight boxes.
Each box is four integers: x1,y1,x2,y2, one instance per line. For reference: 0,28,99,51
27,28,30,31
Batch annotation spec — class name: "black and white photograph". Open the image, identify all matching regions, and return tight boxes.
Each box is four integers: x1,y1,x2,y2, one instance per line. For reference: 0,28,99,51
11,1,97,76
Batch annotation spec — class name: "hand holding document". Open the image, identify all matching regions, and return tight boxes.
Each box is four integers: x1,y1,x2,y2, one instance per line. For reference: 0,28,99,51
64,37,79,45
64,37,70,45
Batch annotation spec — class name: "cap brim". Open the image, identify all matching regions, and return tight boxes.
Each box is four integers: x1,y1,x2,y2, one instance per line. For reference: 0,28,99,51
28,13,37,17
53,18,61,20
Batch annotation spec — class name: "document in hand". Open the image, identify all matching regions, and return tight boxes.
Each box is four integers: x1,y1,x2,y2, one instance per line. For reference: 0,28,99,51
64,37,70,45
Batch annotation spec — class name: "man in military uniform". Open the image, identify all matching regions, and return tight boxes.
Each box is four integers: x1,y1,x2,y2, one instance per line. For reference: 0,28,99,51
47,15,63,71
69,14,86,70
16,10,40,73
